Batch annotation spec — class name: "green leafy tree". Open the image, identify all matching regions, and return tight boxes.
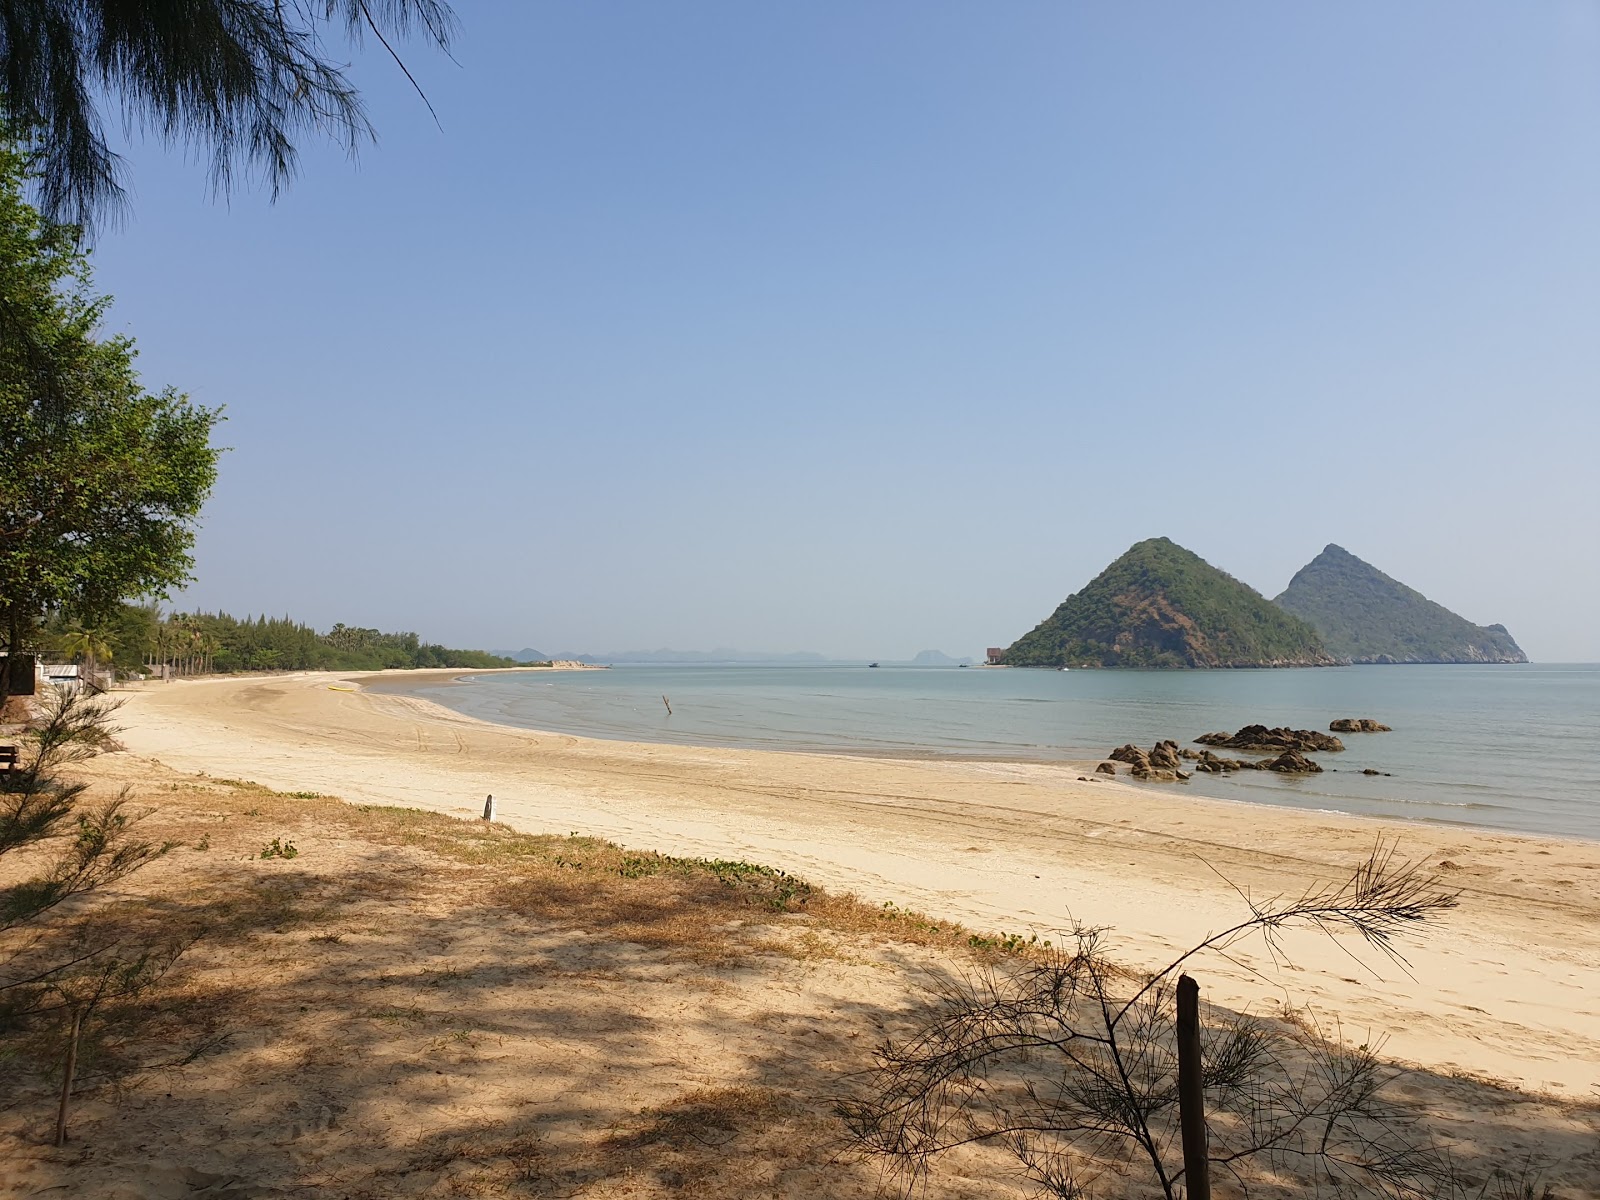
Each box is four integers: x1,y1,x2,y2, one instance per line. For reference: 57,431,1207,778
0,138,222,704
0,0,458,228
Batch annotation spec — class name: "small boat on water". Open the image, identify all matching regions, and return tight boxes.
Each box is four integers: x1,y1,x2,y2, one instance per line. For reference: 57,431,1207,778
1058,666,1070,671
868,662,880,668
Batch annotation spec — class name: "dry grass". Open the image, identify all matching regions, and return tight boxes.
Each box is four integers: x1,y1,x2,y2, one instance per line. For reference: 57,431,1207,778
0,764,1039,1199
2,763,1598,1200
122,772,1016,970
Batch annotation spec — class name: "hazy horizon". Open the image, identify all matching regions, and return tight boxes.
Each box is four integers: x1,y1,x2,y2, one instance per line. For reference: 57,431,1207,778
81,2,1599,662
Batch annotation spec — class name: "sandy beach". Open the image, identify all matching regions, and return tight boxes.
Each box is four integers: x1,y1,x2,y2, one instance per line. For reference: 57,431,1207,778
108,669,1600,1095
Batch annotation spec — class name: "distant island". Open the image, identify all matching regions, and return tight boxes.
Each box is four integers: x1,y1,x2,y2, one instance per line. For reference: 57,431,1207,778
1274,544,1527,664
1001,538,1338,669
905,649,974,667
495,647,833,666
496,647,975,667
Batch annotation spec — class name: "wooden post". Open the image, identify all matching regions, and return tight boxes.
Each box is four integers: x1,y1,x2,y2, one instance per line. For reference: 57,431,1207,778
1176,974,1210,1200
55,1008,83,1147
482,794,494,821
661,695,672,716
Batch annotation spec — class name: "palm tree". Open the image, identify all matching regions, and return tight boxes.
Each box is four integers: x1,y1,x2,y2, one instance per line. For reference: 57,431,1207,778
0,0,458,228
58,624,116,692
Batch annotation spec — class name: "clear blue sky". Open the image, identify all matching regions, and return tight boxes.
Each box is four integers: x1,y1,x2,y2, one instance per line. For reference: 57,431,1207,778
85,1,1600,660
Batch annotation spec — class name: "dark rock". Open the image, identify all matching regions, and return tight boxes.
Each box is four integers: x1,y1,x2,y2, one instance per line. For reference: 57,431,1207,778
1131,765,1179,782
1262,749,1322,773
1148,740,1183,771
1193,749,1253,773
1111,739,1213,783
1193,724,1344,753
1331,718,1392,733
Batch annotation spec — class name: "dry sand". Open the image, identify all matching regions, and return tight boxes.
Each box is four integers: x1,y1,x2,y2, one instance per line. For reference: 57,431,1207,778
2,773,1037,1199
106,671,1600,1096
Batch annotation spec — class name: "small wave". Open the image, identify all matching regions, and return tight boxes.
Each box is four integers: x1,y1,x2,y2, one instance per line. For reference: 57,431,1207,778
1371,796,1509,812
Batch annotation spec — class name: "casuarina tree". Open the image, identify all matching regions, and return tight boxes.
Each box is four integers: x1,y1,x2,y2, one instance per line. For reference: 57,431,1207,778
0,0,458,228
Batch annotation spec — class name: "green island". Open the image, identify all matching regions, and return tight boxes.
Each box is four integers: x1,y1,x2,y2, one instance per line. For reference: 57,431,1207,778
1274,544,1527,664
1001,538,1337,669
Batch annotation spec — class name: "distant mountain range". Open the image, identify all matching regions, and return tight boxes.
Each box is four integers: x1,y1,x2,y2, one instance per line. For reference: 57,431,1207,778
494,647,833,665
494,647,974,667
999,538,1527,669
905,649,974,667
1274,544,1526,664
1002,538,1336,669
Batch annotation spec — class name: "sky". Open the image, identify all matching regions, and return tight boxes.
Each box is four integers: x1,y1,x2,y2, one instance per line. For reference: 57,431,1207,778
81,1,1600,661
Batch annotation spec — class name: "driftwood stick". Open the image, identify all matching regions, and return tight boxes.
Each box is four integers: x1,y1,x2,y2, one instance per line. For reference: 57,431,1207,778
662,695,672,716
55,1007,84,1147
1176,974,1210,1200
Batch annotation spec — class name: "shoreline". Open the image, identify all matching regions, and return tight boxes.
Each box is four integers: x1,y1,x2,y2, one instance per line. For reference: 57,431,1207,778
101,672,1600,1094
352,667,1599,844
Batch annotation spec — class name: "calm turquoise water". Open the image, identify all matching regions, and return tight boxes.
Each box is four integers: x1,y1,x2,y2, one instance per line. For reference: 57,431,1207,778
378,665,1600,840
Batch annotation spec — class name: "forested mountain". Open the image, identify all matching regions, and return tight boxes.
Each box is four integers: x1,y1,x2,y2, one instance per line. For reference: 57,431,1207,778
65,607,517,675
1274,545,1527,664
1002,538,1338,669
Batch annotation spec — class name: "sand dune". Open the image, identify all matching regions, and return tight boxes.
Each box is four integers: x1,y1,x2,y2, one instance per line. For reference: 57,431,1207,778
111,670,1600,1095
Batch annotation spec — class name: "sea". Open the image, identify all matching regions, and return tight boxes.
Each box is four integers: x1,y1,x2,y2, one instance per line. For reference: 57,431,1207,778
372,664,1600,841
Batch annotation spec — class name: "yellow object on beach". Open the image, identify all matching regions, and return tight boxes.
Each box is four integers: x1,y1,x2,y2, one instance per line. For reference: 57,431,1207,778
328,685,357,692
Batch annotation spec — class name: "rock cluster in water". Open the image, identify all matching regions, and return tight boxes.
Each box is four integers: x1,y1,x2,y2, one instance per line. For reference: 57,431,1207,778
1195,725,1344,753
1098,717,1401,782
1185,747,1323,775
1108,741,1192,782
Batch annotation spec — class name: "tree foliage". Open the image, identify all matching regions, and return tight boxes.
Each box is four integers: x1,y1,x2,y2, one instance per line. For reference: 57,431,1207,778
841,845,1474,1198
0,690,200,1146
1,691,166,1007
71,604,518,673
0,137,221,672
0,0,458,228
1002,538,1338,669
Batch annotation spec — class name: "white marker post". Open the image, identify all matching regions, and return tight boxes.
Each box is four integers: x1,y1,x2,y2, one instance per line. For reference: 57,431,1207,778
482,794,495,822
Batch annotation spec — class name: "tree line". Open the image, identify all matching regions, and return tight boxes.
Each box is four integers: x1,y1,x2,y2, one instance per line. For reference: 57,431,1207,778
48,606,518,676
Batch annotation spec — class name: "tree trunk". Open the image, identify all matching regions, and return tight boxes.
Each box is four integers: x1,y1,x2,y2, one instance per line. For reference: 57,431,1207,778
1,606,18,710
1177,974,1210,1200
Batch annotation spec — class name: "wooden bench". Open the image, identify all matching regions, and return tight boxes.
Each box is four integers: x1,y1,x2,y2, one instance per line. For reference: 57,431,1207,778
0,744,17,777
